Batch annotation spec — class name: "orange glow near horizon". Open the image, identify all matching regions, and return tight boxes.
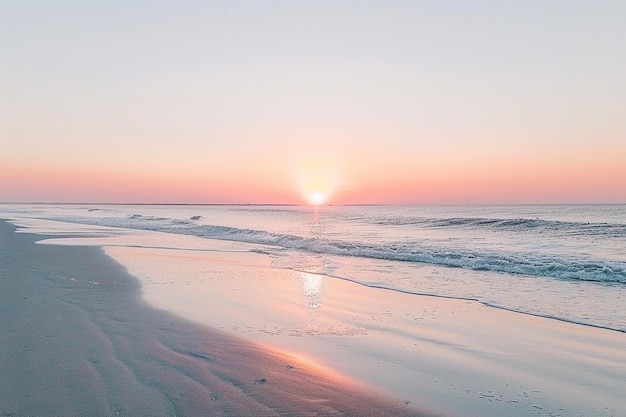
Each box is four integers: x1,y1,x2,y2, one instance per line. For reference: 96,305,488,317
1,144,625,204
293,157,339,205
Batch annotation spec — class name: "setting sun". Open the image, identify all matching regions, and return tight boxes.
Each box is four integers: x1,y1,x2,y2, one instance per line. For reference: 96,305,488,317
307,190,329,205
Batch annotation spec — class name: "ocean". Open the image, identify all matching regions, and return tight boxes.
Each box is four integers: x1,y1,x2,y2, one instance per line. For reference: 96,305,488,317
4,203,625,333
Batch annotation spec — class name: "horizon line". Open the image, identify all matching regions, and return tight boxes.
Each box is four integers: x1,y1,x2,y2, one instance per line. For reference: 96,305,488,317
1,201,625,207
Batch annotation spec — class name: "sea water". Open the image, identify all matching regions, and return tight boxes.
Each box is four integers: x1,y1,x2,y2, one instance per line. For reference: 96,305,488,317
3,203,626,332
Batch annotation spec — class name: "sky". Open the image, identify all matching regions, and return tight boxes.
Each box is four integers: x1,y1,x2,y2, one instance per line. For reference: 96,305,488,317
2,1,625,204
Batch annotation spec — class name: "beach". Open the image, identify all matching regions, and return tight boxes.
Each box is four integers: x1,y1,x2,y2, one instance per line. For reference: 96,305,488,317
0,221,430,417
2,204,626,417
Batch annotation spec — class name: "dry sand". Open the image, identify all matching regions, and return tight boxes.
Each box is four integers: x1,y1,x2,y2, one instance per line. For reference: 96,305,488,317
0,221,432,417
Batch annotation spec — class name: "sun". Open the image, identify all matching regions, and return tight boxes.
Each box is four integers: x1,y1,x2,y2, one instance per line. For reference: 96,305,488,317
307,190,329,206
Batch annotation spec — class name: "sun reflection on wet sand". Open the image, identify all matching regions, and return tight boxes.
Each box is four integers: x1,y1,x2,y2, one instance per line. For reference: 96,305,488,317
301,272,323,313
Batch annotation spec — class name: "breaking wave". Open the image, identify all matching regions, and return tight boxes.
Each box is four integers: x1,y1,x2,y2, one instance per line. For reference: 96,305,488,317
52,214,626,285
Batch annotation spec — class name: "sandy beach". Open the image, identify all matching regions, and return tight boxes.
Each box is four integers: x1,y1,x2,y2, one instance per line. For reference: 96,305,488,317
3,214,626,417
0,220,431,417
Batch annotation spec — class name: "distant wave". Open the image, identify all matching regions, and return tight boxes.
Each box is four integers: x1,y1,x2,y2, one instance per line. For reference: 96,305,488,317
51,214,626,285
127,214,169,221
372,215,626,238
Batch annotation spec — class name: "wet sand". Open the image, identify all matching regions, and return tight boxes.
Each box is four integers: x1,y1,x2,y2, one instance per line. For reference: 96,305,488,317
0,221,432,417
104,244,626,417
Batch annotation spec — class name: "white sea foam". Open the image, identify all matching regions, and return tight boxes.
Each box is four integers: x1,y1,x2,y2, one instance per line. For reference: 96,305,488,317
40,212,626,284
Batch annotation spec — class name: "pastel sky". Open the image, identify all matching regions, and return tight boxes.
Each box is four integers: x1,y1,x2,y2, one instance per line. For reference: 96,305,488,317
2,1,625,204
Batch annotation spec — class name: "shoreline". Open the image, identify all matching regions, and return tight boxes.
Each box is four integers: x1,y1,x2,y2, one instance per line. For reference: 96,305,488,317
103,240,626,417
0,220,431,417
4,216,626,417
